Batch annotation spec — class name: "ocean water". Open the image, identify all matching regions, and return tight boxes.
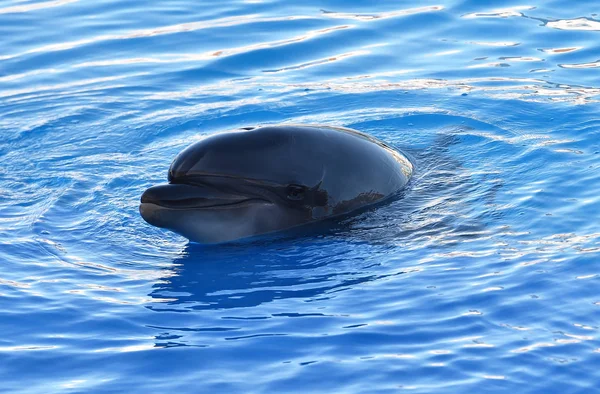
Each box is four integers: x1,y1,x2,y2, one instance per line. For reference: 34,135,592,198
1,0,600,392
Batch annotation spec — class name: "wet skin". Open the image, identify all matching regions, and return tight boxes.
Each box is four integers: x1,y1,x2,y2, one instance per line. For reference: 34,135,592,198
140,124,414,243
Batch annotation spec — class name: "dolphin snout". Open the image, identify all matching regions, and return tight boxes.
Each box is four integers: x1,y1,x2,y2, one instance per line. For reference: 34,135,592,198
141,184,202,206
140,183,263,211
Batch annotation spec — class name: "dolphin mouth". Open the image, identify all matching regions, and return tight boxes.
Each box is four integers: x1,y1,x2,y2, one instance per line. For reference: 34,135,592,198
140,183,270,210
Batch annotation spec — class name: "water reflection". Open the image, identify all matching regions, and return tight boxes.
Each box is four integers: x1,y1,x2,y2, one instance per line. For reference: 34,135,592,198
559,61,600,69
320,6,444,21
147,239,400,311
0,0,79,15
546,18,600,31
462,6,535,19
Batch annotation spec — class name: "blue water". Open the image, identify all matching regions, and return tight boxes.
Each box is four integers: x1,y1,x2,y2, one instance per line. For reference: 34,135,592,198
1,0,600,392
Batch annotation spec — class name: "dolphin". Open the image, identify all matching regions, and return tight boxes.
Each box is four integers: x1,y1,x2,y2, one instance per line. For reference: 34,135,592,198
139,124,413,243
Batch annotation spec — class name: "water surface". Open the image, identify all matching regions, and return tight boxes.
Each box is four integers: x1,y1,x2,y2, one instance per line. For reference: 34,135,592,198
1,0,600,393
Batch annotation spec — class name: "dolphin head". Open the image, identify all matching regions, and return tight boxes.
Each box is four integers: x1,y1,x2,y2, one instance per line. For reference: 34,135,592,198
139,126,330,243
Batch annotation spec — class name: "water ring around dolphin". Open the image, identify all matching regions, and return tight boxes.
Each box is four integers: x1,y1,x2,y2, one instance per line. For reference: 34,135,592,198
139,124,414,244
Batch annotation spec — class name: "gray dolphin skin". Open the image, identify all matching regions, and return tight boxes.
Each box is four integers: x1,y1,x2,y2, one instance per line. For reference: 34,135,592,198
139,124,414,243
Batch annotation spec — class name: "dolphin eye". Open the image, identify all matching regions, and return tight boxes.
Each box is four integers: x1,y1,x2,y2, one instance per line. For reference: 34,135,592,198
286,185,306,201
